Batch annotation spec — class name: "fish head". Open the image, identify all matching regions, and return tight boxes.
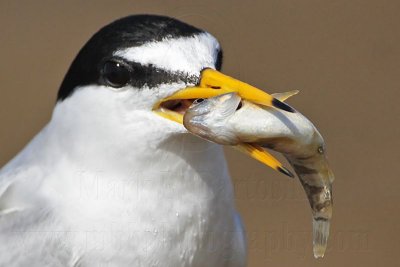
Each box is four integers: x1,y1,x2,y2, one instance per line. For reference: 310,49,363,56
183,93,242,145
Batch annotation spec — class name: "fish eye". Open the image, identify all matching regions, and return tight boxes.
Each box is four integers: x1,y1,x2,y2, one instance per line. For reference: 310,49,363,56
101,60,131,88
318,146,324,154
193,98,205,105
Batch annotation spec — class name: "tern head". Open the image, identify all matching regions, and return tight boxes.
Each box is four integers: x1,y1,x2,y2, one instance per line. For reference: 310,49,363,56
57,15,218,130
52,15,293,164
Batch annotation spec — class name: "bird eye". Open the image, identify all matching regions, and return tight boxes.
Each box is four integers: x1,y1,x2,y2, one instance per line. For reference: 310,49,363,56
193,98,205,105
101,60,131,88
318,146,324,154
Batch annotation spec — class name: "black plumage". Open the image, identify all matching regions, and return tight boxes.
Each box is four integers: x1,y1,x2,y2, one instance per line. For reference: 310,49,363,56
58,14,222,101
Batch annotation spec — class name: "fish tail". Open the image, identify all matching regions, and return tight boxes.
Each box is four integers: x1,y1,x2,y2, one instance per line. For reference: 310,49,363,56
312,218,330,258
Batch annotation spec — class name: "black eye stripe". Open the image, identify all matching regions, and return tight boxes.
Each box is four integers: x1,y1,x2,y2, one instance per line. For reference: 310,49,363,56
99,57,200,89
100,59,133,88
56,15,222,101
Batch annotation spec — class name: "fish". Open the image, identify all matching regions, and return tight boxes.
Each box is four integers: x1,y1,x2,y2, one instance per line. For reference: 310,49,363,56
183,92,334,258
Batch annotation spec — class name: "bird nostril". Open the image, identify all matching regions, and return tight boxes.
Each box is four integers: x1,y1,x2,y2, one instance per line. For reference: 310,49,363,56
236,101,243,110
206,84,221,89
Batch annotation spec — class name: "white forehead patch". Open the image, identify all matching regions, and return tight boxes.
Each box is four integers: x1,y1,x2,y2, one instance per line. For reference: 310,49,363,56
114,32,220,75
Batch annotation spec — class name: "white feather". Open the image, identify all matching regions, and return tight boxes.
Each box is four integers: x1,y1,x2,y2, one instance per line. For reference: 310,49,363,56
0,31,246,266
114,32,220,75
0,81,246,266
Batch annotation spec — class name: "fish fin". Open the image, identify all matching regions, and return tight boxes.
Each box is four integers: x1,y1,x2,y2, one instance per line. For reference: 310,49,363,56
234,144,294,178
312,218,330,258
272,90,299,102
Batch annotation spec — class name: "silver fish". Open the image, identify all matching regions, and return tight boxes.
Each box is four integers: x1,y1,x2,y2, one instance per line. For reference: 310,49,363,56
183,92,334,258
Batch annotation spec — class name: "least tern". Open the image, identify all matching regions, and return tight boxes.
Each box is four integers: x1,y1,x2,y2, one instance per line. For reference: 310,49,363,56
0,15,292,266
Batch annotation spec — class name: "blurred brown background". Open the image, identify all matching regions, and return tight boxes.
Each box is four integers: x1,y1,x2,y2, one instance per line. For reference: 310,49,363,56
1,0,399,266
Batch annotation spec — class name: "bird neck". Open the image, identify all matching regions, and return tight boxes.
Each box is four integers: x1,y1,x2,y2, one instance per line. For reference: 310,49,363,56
0,94,237,248
7,95,227,183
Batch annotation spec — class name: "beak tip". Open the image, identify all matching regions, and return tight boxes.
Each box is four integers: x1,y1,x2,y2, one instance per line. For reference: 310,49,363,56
272,98,296,113
278,166,295,178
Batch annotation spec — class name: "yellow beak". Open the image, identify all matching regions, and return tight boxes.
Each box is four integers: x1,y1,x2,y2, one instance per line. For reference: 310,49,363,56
153,68,294,178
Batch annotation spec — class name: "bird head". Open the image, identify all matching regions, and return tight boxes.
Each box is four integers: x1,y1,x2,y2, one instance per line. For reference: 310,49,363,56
53,15,293,169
